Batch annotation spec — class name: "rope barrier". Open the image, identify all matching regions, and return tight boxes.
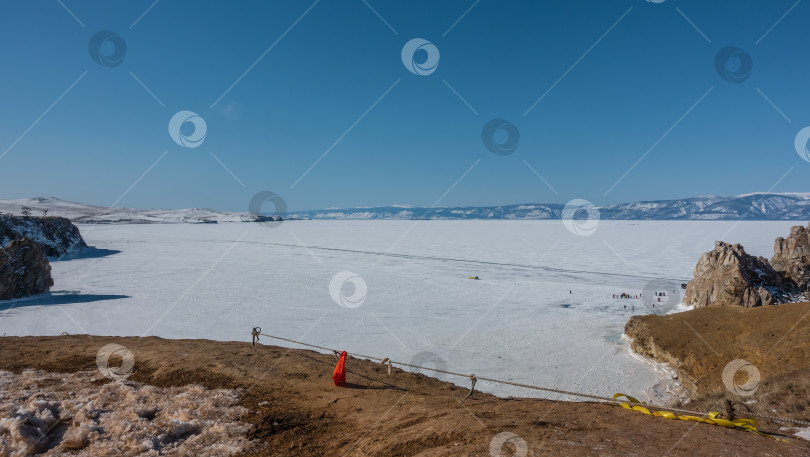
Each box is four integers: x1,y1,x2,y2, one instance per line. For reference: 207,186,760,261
250,327,810,431
613,394,785,441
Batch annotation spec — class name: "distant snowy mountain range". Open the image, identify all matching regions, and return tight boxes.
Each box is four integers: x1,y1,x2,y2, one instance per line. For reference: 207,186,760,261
0,198,280,224
0,193,808,223
287,193,810,221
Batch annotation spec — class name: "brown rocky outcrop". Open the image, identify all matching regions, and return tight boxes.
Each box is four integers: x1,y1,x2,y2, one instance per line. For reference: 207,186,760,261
0,238,54,300
683,241,782,307
684,222,810,307
624,301,810,421
772,223,810,293
624,315,697,394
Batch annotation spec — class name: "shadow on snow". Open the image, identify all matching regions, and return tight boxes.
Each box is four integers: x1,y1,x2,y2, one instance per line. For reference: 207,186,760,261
0,291,129,312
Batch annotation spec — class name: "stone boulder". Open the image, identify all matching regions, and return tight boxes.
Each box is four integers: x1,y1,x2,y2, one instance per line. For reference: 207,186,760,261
772,222,810,293
683,241,784,308
0,214,86,257
0,238,54,300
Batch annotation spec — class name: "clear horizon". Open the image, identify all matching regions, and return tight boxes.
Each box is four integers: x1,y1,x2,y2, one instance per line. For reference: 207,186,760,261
1,1,809,213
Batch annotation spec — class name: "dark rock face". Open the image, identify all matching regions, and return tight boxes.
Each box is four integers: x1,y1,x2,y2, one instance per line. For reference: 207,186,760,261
772,224,810,293
250,215,284,223
0,214,86,257
0,238,54,300
684,222,810,307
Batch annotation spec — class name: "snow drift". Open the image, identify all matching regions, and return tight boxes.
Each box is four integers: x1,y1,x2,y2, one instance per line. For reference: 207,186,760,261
0,370,252,457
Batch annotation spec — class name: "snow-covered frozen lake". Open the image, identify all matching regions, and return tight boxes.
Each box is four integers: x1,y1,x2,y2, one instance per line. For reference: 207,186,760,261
0,220,800,402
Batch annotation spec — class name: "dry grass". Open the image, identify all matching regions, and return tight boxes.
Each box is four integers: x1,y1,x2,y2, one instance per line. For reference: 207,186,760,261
626,302,810,432
4,335,809,456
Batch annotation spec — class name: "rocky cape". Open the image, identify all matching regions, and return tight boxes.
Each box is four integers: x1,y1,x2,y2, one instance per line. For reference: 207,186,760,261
624,223,810,425
683,221,810,307
0,214,87,300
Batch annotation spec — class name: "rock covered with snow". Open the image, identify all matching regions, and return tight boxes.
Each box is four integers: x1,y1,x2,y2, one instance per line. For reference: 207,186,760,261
0,238,54,301
772,222,810,293
683,241,784,308
0,214,86,257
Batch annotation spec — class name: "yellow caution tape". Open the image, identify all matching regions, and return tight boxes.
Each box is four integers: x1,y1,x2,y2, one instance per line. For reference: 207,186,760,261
613,394,784,441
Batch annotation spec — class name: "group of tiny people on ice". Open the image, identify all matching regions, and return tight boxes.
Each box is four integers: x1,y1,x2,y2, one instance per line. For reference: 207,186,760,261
612,291,668,300
612,291,670,310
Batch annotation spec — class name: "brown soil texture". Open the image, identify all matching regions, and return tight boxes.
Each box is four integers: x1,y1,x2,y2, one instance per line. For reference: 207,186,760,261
625,302,810,424
1,335,808,456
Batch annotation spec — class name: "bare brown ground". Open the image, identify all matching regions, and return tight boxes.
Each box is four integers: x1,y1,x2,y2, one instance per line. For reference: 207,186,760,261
625,301,810,426
1,335,808,456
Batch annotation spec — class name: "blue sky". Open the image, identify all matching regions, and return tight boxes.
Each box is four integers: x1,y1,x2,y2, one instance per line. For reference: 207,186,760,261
0,0,808,212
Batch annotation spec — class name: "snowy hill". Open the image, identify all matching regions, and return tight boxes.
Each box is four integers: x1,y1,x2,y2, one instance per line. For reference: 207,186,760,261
287,193,810,221
0,198,281,224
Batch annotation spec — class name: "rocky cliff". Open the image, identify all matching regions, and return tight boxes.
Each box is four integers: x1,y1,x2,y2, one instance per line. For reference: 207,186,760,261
683,222,810,307
683,241,784,307
624,301,810,413
624,316,697,394
0,238,54,300
772,224,810,293
0,214,86,257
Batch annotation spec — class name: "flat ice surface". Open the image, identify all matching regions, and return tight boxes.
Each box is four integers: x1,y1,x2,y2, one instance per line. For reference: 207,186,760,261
0,220,800,401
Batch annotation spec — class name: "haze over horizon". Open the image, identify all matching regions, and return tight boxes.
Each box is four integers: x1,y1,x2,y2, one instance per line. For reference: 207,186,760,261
1,1,809,212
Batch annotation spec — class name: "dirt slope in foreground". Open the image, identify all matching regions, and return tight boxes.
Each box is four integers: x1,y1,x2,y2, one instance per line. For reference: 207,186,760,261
1,335,808,457
625,301,810,423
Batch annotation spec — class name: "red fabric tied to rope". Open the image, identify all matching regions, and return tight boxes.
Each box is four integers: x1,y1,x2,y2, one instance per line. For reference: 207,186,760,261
332,351,347,386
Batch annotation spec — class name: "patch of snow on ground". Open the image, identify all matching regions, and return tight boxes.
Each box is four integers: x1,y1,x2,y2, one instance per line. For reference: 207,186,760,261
0,370,251,456
666,303,695,314
795,427,810,441
621,334,690,405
